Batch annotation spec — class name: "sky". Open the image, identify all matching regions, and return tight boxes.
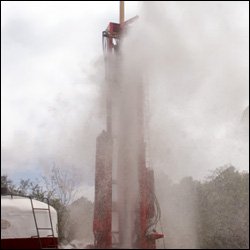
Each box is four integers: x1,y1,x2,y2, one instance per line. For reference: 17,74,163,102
1,1,139,146
1,1,140,201
1,1,249,201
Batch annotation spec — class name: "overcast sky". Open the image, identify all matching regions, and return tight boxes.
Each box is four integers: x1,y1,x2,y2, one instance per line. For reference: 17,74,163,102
1,1,140,199
1,1,249,201
2,1,139,144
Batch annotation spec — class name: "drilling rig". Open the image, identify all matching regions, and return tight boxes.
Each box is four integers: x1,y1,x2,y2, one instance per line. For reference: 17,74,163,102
92,2,164,249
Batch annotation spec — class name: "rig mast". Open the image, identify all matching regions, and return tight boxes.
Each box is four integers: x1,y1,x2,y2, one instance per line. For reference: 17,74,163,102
93,2,164,248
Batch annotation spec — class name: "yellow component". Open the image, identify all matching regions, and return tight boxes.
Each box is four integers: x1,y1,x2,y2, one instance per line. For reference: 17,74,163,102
120,1,125,25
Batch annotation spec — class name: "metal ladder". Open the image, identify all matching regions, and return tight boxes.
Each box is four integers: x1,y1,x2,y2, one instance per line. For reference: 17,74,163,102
30,197,57,249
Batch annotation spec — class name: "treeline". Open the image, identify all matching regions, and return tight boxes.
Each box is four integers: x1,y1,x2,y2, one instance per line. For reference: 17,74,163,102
1,165,249,249
156,165,249,249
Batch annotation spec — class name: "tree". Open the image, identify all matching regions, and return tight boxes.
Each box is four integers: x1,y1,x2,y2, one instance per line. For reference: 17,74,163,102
155,166,249,249
197,165,249,249
1,165,81,243
42,165,80,242
67,197,94,243
1,175,17,193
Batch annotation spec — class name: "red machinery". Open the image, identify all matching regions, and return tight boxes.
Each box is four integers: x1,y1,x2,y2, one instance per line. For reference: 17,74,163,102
93,2,164,249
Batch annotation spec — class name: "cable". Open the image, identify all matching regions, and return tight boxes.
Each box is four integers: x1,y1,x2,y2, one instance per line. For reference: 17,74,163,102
145,190,161,235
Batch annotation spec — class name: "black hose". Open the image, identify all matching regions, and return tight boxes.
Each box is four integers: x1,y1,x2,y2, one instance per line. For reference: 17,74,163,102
145,190,162,235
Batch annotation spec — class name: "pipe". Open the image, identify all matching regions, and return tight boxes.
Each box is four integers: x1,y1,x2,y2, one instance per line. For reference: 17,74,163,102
120,1,125,25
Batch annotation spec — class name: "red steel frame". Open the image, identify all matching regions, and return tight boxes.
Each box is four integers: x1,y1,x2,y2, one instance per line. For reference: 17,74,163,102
93,19,163,249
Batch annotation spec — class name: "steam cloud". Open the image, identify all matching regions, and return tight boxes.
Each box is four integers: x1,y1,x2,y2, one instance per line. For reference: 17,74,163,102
121,1,249,180
1,2,249,248
119,2,249,248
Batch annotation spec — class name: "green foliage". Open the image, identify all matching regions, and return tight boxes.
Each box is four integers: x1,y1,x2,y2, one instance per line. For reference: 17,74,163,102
2,165,248,248
197,166,249,249
156,165,249,249
1,175,17,193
